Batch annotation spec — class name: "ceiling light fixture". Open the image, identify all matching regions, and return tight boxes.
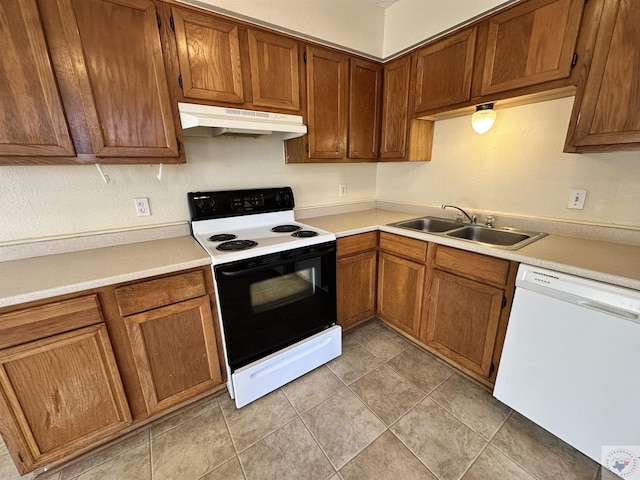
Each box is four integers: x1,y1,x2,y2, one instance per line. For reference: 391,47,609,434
471,103,496,134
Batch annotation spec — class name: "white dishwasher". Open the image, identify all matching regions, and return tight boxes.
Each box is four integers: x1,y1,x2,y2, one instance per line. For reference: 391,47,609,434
494,264,640,466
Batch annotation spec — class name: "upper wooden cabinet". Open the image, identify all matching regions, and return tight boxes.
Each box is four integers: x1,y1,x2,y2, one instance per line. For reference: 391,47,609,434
163,5,301,113
248,29,301,111
565,0,640,152
41,0,181,161
304,46,350,159
380,56,411,159
413,27,477,114
0,0,75,158
380,55,434,162
479,0,585,96
287,49,382,163
171,7,244,104
348,58,382,160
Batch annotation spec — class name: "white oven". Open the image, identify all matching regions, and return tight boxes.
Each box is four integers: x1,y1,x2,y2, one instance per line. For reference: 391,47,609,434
188,187,341,408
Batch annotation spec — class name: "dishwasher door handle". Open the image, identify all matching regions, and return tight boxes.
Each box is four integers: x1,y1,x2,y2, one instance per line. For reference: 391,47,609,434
576,299,640,323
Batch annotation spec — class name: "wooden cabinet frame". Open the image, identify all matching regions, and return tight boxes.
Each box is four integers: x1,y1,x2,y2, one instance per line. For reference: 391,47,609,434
123,296,222,415
0,324,131,474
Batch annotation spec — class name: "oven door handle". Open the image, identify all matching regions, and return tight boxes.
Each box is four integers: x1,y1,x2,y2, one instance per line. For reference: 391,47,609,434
217,247,335,277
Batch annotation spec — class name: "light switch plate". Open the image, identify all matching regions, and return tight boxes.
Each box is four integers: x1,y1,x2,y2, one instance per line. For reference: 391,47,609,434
567,189,587,209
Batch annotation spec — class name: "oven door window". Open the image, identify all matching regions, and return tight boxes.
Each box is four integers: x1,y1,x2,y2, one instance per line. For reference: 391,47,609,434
215,243,336,371
250,265,316,314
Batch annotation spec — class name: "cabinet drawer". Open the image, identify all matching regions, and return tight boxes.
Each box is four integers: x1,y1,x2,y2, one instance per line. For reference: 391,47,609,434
337,232,378,258
115,270,207,317
379,232,427,262
434,245,510,286
0,295,103,349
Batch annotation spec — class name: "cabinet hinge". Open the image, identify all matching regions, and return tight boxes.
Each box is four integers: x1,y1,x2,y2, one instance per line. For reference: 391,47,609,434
305,143,310,154
156,13,161,29
170,15,175,31
17,452,24,463
501,296,507,309
178,74,183,90
571,52,579,68
303,51,307,64
489,362,495,375
176,138,182,152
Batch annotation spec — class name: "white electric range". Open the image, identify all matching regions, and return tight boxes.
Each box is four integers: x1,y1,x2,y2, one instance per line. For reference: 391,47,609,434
188,187,341,408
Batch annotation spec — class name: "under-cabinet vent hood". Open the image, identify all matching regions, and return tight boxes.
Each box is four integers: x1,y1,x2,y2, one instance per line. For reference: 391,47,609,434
178,103,307,140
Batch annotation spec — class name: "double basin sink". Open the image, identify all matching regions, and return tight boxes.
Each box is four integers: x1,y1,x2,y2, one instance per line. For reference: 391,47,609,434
388,217,547,250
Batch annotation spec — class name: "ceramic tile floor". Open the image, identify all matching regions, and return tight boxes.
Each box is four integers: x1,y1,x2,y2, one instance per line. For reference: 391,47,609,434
1,318,623,480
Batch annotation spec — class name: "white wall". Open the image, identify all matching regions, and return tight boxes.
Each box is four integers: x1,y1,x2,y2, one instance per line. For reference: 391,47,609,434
0,137,377,243
377,97,640,227
180,0,386,58
383,0,511,57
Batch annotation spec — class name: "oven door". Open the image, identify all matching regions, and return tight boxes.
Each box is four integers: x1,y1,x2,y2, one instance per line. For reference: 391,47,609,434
214,241,336,371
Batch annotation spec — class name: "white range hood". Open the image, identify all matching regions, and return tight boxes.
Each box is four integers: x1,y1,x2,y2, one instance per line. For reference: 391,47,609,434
178,102,307,140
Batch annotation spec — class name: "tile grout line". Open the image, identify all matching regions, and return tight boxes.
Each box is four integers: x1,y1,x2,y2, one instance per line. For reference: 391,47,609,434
58,428,151,480
486,410,547,480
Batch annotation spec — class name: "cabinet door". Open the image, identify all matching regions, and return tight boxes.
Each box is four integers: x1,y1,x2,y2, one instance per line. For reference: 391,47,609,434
480,0,585,96
124,296,223,415
172,7,244,104
377,252,425,337
46,0,179,158
0,0,74,157
305,46,349,159
421,269,504,377
248,29,300,111
567,0,640,151
414,27,477,113
380,55,411,159
0,324,131,474
348,58,382,160
338,250,377,331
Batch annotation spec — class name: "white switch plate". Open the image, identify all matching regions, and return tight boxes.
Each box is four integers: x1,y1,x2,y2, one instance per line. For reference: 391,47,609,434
567,189,587,209
134,197,151,216
339,184,347,197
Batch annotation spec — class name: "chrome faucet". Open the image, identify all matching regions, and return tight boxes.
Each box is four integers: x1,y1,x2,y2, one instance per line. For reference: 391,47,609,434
441,204,477,224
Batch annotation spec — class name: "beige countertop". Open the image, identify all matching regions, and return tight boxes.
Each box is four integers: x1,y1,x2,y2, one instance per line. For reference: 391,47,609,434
2,209,639,309
303,209,640,291
0,236,211,308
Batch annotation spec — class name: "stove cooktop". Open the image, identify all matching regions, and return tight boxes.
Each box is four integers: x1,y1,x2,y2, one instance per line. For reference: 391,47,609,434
189,188,335,265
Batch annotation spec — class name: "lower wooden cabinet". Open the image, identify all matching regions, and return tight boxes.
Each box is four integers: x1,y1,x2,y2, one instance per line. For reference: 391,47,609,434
0,266,224,475
419,245,517,381
337,232,378,331
123,296,222,415
0,298,130,475
420,269,504,377
377,233,428,337
113,269,223,417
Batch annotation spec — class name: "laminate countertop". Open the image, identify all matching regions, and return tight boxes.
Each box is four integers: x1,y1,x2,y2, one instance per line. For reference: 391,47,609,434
302,209,640,291
2,209,639,309
0,236,210,308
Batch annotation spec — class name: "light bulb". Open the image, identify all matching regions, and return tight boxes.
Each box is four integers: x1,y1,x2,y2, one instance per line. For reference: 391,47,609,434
471,104,496,134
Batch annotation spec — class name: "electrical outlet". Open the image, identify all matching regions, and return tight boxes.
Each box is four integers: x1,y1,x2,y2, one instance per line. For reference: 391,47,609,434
134,197,151,216
339,184,347,197
567,189,587,209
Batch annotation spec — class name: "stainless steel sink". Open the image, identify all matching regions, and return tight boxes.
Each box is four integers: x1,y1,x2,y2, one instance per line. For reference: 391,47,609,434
388,217,547,250
389,217,462,233
447,225,537,247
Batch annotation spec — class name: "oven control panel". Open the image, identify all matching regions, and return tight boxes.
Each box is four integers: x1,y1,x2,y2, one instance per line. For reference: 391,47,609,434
188,187,294,221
